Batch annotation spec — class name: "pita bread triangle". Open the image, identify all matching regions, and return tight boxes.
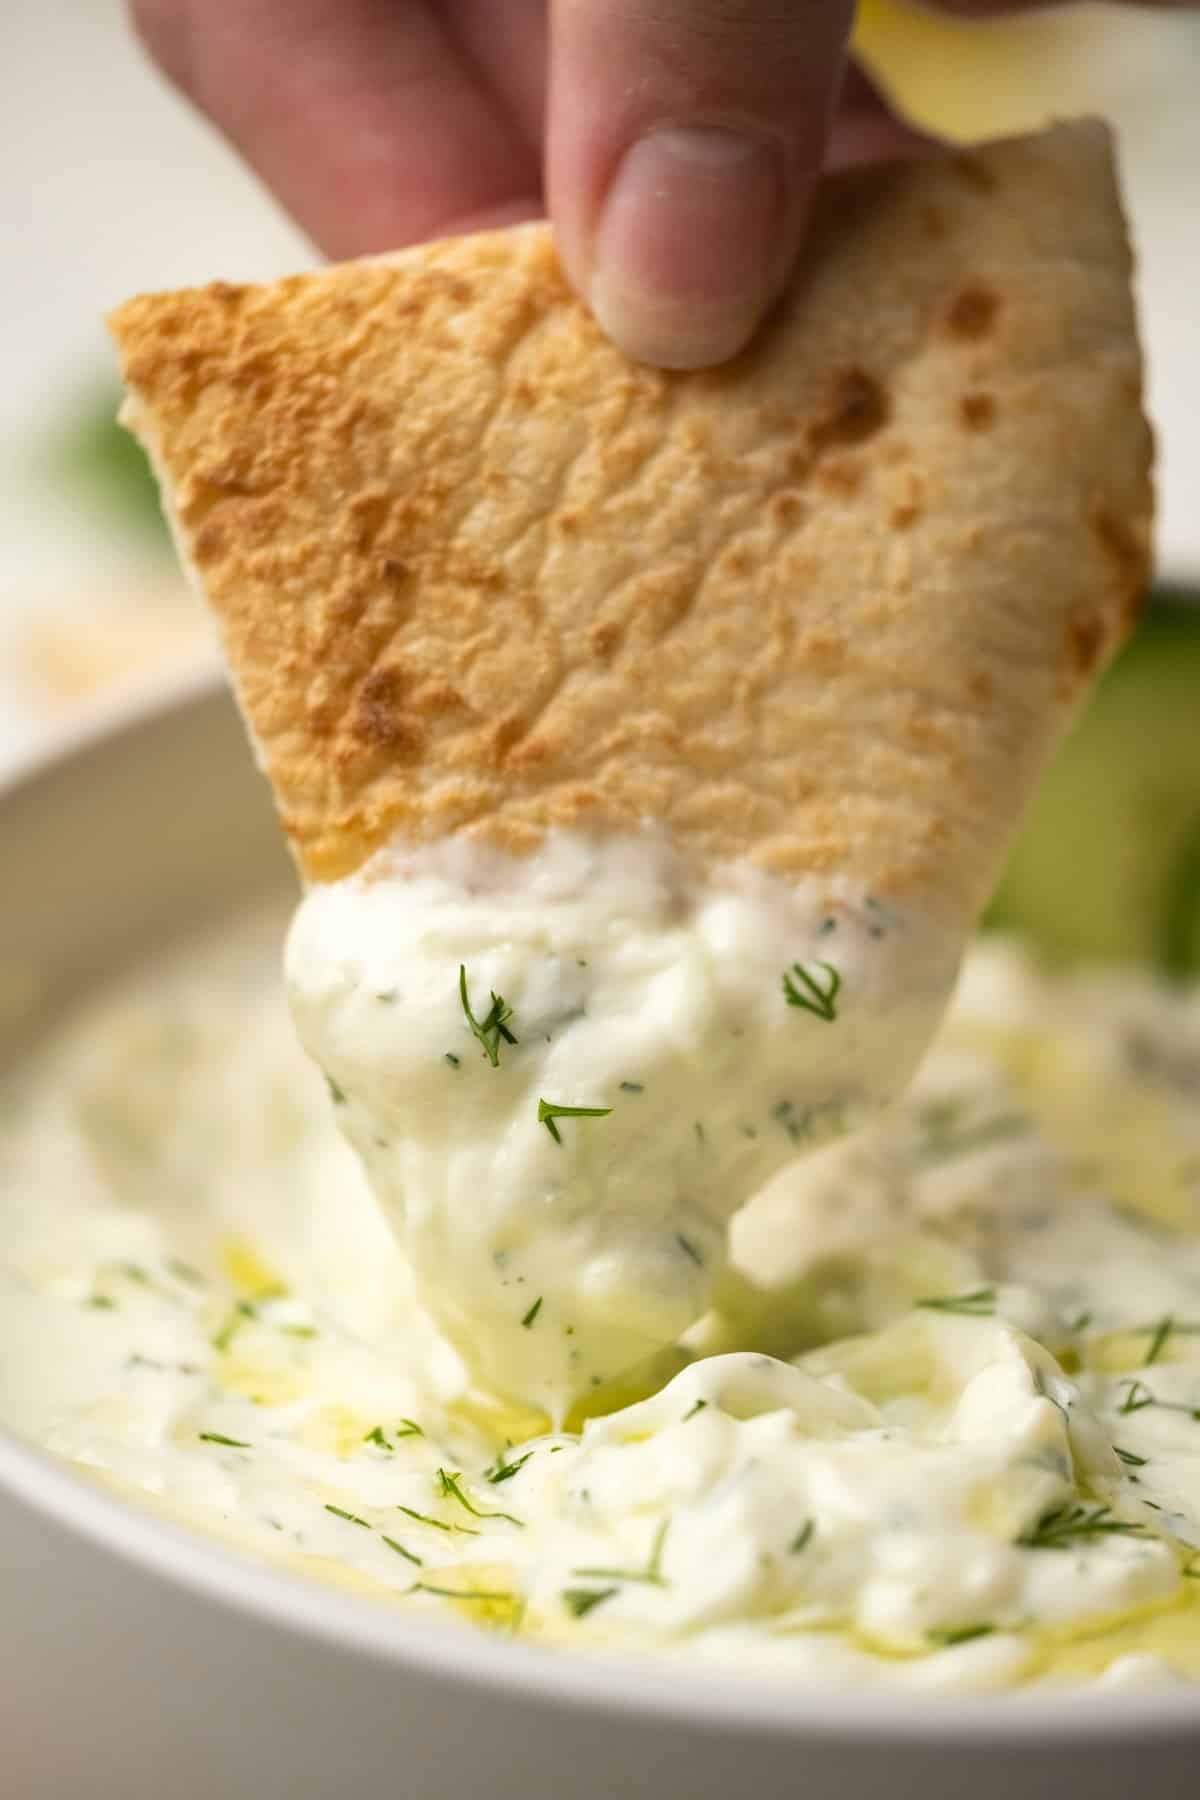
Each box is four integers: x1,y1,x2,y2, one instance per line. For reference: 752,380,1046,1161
110,119,1151,925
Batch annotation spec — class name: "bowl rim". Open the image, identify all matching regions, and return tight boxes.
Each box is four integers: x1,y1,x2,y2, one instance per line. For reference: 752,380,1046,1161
2,671,1198,1748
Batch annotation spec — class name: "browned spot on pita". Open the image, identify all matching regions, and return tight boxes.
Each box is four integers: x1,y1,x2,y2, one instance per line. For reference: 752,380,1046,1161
194,521,225,564
890,502,921,530
922,205,947,240
588,620,622,659
489,712,530,766
960,392,996,431
352,667,423,755
769,490,806,528
1093,505,1150,588
810,368,889,454
817,455,863,498
946,286,999,341
1066,612,1105,677
969,670,994,704
799,633,847,669
410,680,467,717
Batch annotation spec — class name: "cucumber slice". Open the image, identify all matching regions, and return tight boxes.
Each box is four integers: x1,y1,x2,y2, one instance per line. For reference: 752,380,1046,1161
986,596,1200,972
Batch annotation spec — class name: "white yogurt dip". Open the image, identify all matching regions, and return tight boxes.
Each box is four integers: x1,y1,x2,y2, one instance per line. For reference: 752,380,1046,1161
1,911,1199,1688
285,833,961,1421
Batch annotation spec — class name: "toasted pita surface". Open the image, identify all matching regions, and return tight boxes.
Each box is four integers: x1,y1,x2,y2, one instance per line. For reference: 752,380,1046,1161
110,120,1151,920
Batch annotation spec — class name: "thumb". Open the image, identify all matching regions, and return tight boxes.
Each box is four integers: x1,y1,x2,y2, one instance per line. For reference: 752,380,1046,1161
547,0,855,369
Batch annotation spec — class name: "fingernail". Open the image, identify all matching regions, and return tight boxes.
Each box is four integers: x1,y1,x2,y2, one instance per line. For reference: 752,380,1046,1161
590,127,785,370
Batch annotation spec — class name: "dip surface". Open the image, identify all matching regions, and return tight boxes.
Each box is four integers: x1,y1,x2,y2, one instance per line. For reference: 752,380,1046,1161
2,908,1199,1691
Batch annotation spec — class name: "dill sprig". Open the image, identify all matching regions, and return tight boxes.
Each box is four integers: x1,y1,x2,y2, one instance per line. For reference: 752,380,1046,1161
790,1519,816,1555
927,1624,996,1648
459,965,518,1067
572,1519,670,1588
521,1296,543,1329
562,1586,618,1619
410,1582,512,1604
537,1099,613,1144
1019,1504,1146,1551
362,1419,423,1452
395,1503,475,1536
782,960,841,1022
325,1504,372,1529
435,1468,524,1529
916,1288,996,1317
675,1233,704,1267
198,1431,251,1449
381,1535,423,1567
1117,1379,1200,1422
682,1398,708,1423
485,1450,534,1485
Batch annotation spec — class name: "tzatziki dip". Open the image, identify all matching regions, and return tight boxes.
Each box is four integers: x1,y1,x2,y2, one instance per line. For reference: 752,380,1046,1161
2,891,1199,1691
286,832,960,1423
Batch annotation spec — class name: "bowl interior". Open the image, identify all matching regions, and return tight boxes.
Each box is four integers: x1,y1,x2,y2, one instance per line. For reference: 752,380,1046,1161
2,675,1200,1773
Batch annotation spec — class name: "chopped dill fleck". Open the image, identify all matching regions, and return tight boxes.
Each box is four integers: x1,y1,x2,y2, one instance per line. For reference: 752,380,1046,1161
166,1258,206,1286
435,1468,523,1528
1119,1379,1155,1415
394,1419,424,1439
1069,1310,1094,1334
790,1520,816,1555
375,990,398,1004
122,1263,150,1285
927,1624,996,1648
562,1587,617,1619
675,1233,704,1268
325,1504,371,1528
444,1053,461,1068
682,1399,708,1422
1114,1447,1148,1468
363,1426,391,1452
381,1535,423,1567
537,1099,613,1144
920,1114,1030,1162
212,1308,247,1353
485,1450,533,1485
694,1122,705,1146
916,1288,996,1317
411,1582,511,1604
279,1323,318,1340
325,1075,347,1106
781,960,841,1022
85,1295,116,1311
198,1432,251,1449
521,1296,543,1329
1145,1316,1176,1367
573,1519,670,1587
395,1504,469,1535
619,1081,644,1094
459,965,518,1066
1019,1504,1145,1551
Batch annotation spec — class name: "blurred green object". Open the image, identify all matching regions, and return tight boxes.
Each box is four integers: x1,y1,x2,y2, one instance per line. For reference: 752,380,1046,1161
986,594,1200,974
45,380,167,547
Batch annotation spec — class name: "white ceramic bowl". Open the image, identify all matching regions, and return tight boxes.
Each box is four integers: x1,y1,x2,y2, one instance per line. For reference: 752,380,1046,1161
1,679,1196,1800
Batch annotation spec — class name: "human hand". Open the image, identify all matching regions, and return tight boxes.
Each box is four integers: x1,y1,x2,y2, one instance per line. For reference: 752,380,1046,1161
130,2,1038,368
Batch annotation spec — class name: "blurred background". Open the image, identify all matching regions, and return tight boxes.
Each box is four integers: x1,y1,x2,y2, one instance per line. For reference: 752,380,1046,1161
2,4,1198,955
